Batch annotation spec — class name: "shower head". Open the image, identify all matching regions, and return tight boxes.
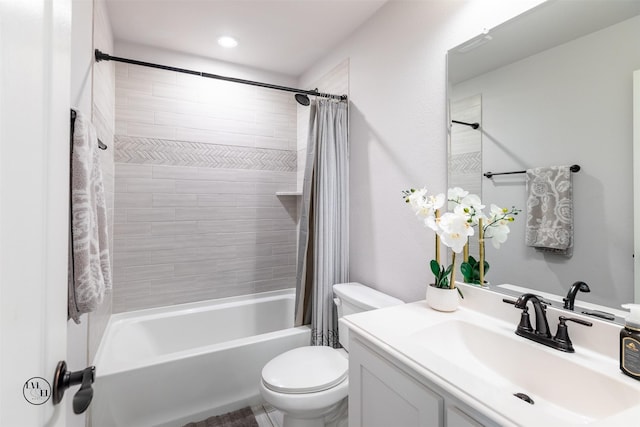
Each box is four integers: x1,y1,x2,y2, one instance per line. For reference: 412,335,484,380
295,93,310,106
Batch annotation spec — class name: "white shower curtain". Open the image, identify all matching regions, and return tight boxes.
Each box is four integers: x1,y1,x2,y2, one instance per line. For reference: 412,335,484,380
294,99,349,348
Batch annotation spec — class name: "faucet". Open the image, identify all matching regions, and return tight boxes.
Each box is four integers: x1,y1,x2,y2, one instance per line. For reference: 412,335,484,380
514,293,551,338
563,281,590,310
504,293,593,352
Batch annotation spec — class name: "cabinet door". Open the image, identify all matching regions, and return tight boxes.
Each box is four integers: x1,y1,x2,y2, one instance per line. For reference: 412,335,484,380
446,405,484,427
350,338,443,427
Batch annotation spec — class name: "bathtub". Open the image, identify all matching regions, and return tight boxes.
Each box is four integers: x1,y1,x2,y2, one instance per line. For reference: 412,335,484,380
91,288,310,427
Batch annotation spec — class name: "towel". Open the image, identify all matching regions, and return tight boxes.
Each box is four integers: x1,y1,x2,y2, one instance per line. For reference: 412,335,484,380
525,165,573,256
68,110,112,323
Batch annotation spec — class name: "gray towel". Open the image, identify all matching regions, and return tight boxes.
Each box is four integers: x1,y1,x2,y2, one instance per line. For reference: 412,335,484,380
68,110,112,323
525,165,573,256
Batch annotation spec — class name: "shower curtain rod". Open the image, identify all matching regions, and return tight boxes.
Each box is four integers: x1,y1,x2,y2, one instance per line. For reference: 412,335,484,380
94,49,347,102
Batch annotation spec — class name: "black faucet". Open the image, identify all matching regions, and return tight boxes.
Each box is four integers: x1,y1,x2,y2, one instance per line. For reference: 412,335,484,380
563,281,590,310
514,293,551,338
504,293,593,352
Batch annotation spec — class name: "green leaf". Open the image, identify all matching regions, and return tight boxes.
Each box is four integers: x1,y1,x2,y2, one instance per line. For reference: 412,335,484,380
444,263,453,276
430,260,441,277
460,263,472,281
468,255,477,265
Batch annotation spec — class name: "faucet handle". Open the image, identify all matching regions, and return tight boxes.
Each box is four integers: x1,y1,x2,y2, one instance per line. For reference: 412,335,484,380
553,316,593,353
559,316,593,327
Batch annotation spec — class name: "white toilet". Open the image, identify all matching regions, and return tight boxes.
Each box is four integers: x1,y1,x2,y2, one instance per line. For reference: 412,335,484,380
259,282,404,427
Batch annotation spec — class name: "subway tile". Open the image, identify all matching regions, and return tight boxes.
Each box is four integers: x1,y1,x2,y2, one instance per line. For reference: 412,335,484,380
196,194,237,207
126,208,175,222
115,78,153,94
254,136,291,151
126,122,176,140
115,163,153,179
271,244,296,256
115,121,128,135
117,264,174,283
176,127,255,147
152,193,198,207
150,246,227,264
173,260,218,277
150,274,201,293
113,209,127,224
196,219,258,233
151,221,199,236
216,254,291,273
175,207,258,221
126,92,202,115
174,180,255,195
115,192,153,208
115,62,128,79
124,178,175,194
255,231,296,245
128,64,177,84
115,235,176,252
113,250,151,268
116,107,155,124
273,265,296,279
236,267,274,283
113,222,152,237
235,195,279,208
152,82,200,102
152,164,199,180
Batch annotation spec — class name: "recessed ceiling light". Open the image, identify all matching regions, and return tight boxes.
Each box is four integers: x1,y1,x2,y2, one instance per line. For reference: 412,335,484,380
217,36,238,48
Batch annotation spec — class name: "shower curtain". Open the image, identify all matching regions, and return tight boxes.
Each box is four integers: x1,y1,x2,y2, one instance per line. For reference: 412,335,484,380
294,99,349,348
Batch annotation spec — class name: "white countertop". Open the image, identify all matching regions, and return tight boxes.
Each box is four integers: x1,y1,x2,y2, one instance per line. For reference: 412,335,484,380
341,283,640,427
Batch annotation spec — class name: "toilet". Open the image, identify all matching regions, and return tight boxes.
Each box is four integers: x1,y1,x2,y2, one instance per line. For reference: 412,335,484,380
259,282,404,427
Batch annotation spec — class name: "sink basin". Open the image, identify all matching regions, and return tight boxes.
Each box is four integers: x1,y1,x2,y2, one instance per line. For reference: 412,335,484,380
405,319,640,425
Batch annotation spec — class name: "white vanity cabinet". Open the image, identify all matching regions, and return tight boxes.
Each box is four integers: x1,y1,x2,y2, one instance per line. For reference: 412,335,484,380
348,333,500,427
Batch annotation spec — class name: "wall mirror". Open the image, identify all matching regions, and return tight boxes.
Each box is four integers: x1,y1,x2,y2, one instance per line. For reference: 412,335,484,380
447,0,640,315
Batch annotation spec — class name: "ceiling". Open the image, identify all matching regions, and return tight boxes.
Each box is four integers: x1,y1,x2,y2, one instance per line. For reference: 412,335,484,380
105,0,389,77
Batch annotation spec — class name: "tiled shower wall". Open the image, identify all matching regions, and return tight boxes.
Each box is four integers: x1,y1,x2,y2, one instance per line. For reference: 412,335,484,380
113,62,298,312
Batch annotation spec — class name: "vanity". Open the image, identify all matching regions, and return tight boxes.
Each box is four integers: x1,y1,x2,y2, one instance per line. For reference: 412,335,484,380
341,283,640,427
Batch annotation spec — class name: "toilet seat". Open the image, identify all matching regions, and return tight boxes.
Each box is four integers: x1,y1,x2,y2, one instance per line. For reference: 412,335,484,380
261,346,348,394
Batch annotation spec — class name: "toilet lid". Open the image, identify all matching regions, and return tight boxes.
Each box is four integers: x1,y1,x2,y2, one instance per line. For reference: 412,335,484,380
262,346,348,394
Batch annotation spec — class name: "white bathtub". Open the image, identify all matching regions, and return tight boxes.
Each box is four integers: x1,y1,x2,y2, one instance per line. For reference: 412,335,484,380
91,289,310,427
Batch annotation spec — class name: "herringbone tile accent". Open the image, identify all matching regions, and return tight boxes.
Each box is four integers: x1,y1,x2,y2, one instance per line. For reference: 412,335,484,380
450,152,481,174
114,135,297,171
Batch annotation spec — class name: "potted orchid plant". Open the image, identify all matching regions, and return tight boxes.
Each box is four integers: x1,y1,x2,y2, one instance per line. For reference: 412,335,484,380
447,188,520,286
403,186,519,310
402,187,474,311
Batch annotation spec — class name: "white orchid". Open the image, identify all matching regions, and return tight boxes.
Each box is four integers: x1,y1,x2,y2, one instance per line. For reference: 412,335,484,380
447,187,469,204
404,187,445,218
483,204,517,249
438,212,475,253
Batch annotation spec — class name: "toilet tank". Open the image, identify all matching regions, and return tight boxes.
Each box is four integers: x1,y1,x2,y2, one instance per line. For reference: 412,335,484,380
333,282,404,350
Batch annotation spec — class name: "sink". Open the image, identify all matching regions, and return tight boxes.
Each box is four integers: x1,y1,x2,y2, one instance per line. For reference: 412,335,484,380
405,319,640,424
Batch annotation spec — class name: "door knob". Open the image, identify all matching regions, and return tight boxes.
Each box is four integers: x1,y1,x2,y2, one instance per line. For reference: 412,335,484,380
52,360,96,414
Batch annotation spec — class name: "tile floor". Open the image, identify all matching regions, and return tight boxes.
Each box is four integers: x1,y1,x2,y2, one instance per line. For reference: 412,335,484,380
252,404,284,427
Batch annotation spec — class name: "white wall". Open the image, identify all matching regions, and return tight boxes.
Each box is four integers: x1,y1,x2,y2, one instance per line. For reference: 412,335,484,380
452,15,640,306
299,0,544,302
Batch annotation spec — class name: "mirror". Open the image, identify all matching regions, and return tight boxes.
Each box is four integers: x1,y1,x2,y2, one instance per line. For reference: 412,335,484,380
447,0,640,314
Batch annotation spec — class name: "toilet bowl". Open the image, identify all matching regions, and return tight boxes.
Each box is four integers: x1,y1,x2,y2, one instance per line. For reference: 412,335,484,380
259,283,403,427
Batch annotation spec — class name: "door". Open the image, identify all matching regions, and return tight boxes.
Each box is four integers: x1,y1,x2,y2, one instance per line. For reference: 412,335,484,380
0,1,71,426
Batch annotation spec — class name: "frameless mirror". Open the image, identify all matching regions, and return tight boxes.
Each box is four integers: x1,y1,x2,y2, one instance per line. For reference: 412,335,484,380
447,0,640,315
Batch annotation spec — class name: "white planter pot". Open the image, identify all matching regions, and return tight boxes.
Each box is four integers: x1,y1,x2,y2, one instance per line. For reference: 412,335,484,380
426,285,460,312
